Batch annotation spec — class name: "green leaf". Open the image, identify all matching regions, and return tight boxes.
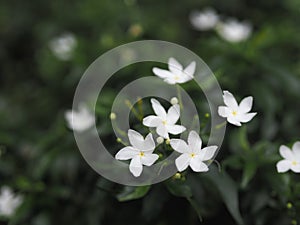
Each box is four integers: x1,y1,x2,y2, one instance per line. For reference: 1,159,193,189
241,159,257,188
164,178,192,198
116,186,151,202
205,166,244,225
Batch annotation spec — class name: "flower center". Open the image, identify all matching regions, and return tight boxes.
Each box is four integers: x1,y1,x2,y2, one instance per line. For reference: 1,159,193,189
190,153,196,158
292,161,298,166
232,110,237,116
139,152,145,157
162,120,167,125
174,75,180,81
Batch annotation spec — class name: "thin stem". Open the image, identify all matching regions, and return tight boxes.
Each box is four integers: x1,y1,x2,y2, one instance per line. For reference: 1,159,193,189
176,85,183,110
125,99,142,121
215,121,226,130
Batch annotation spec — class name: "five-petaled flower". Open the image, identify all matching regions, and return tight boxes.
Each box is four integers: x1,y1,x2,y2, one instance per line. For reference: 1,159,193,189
0,186,23,217
170,130,218,172
218,90,257,126
143,98,186,139
115,129,159,177
152,57,196,84
276,142,300,173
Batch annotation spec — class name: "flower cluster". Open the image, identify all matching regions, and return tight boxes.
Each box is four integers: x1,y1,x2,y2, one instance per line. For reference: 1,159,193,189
113,57,256,177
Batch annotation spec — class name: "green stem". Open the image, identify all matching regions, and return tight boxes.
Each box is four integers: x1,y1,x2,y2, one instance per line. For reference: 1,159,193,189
176,85,183,110
215,121,226,130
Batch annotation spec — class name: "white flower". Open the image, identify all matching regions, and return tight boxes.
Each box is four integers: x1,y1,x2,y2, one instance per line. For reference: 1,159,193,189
153,58,196,85
49,33,77,60
216,19,252,43
0,186,22,217
189,8,219,31
218,91,257,126
170,97,179,105
115,129,159,177
65,103,94,132
143,98,186,139
276,142,300,173
170,130,218,172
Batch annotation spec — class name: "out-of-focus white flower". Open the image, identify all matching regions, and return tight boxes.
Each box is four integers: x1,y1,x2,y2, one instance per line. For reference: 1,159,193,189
65,103,94,132
115,129,159,177
49,33,77,60
170,131,218,172
143,98,186,139
216,19,252,43
218,91,257,126
153,58,196,85
189,8,219,31
0,186,22,217
277,142,300,173
170,97,179,105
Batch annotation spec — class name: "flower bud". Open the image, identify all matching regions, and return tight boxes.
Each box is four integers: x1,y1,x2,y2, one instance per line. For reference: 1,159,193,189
165,139,170,145
170,97,179,105
110,112,116,120
156,137,164,144
173,173,182,179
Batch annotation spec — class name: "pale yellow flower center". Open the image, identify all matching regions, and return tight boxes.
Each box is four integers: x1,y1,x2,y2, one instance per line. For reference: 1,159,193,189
232,110,237,116
174,75,180,81
139,152,145,157
162,120,167,125
292,161,298,166
190,153,196,158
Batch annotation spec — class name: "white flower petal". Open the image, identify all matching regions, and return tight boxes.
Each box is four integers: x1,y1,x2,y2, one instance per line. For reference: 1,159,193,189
143,115,161,127
199,146,218,161
279,145,294,160
143,133,156,151
227,115,241,126
175,154,190,172
129,156,143,177
152,67,173,79
115,147,137,160
168,57,183,74
166,124,186,135
128,129,145,150
218,106,230,118
156,124,169,139
190,158,209,172
223,91,238,109
292,142,300,158
188,130,202,152
183,61,196,78
276,160,291,173
238,112,257,123
167,104,180,124
291,163,300,173
141,153,159,166
170,139,189,153
239,96,253,113
151,98,167,119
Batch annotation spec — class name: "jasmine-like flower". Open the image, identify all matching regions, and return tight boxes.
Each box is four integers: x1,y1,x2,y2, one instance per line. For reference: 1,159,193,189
153,58,196,85
0,186,22,217
49,33,77,60
170,131,218,172
115,129,159,177
143,98,186,139
216,19,252,43
276,142,300,173
218,91,257,126
65,103,94,132
189,8,219,31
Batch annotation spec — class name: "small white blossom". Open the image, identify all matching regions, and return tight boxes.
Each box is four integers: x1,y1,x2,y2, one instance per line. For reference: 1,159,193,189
115,129,159,177
218,91,257,126
143,98,186,139
0,186,22,217
170,130,218,172
277,142,300,173
153,58,196,85
189,8,219,31
216,19,252,43
65,103,94,132
170,97,179,105
49,33,77,60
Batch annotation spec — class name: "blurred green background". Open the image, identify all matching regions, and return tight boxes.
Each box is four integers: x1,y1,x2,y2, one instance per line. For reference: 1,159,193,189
0,0,300,224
